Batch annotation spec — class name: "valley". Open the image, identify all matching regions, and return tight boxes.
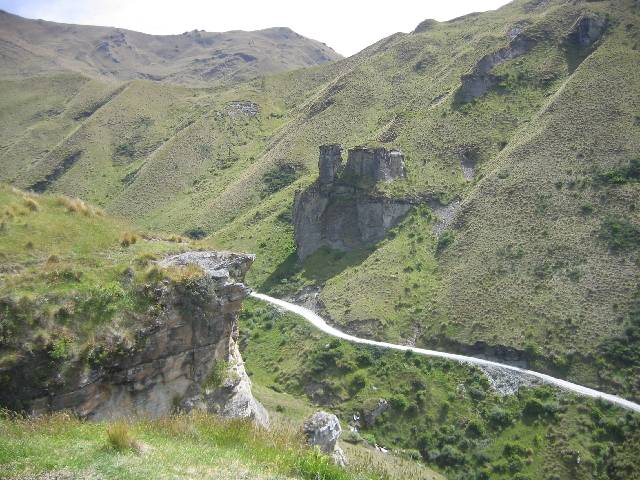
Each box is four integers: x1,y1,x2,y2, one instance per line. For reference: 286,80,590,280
1,0,640,478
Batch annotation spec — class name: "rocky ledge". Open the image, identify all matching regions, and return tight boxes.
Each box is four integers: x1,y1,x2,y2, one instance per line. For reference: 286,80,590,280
0,251,268,427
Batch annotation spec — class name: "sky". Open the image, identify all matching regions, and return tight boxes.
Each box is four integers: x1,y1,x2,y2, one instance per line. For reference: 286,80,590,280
0,0,512,56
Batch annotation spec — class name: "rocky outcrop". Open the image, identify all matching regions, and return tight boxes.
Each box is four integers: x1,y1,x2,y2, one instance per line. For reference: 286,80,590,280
0,251,268,427
362,399,390,428
565,14,607,50
413,19,438,34
294,145,410,260
303,411,347,466
563,13,607,72
343,147,406,185
457,32,536,103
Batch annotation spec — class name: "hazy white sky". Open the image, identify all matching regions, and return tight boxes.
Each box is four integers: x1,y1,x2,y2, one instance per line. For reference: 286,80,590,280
1,0,512,56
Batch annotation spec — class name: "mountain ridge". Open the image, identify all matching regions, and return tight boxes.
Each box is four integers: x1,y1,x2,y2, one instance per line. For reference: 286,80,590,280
0,9,342,85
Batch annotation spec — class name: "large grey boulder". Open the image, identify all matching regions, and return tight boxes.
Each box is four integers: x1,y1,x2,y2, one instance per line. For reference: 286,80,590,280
303,411,347,466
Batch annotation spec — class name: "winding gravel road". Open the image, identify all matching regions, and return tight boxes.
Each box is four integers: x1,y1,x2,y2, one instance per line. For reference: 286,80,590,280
251,292,640,413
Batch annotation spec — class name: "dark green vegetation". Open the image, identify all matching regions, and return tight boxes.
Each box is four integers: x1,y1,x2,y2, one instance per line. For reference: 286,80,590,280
241,300,640,480
0,411,388,480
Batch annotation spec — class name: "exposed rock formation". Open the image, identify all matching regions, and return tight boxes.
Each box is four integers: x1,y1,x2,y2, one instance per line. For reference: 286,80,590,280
294,145,410,259
343,147,406,185
565,14,607,50
563,13,607,72
303,411,347,466
413,19,438,34
457,32,536,103
362,399,390,428
0,251,268,427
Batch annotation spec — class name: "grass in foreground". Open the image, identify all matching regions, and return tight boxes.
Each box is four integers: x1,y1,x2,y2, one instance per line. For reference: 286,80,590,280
0,411,393,480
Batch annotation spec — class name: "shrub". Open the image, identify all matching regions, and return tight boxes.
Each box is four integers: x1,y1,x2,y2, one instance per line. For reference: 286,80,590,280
436,230,455,253
597,159,640,185
436,445,466,467
390,394,409,411
465,420,484,438
488,407,513,429
350,371,367,391
599,216,640,252
184,227,207,240
261,161,304,197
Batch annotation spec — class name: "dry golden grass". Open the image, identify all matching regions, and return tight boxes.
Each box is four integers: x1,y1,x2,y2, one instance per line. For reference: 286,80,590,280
56,196,103,217
119,232,139,247
23,196,40,211
105,420,140,452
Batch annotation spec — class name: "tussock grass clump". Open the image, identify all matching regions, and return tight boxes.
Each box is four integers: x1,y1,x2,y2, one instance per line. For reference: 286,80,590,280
106,420,139,452
144,264,166,282
23,196,40,211
168,235,185,243
134,252,158,267
120,232,138,247
56,196,103,217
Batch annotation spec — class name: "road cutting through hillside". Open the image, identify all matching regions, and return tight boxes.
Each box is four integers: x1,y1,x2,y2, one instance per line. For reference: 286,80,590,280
250,292,640,413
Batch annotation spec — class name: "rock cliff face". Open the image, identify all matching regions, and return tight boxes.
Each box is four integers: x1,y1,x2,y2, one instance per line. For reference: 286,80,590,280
294,145,410,260
0,251,268,427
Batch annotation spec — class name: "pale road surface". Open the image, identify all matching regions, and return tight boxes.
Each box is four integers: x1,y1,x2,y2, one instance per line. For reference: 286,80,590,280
251,292,640,413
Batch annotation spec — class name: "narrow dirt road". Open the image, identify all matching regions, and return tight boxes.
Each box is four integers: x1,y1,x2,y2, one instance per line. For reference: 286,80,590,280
251,292,640,413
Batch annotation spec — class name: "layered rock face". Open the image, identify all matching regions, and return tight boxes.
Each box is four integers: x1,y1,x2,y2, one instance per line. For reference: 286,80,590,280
294,145,410,260
0,251,268,427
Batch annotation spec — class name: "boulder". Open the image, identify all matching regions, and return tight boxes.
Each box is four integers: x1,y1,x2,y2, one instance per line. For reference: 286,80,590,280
303,411,347,466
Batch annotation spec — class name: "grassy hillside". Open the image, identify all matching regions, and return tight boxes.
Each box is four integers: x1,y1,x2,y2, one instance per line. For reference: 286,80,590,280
2,0,638,398
0,9,341,86
0,185,203,385
0,411,390,480
210,0,640,399
0,186,441,480
240,299,640,480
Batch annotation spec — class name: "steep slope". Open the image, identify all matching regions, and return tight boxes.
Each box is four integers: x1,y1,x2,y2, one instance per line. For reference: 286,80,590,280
210,0,640,399
0,9,341,85
1,0,639,399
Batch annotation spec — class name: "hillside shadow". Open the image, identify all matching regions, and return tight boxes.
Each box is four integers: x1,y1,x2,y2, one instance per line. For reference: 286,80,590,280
259,245,375,293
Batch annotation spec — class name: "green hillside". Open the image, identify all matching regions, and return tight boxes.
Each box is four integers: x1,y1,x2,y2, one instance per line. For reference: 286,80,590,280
2,0,638,396
0,187,439,480
1,0,640,477
0,411,393,480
